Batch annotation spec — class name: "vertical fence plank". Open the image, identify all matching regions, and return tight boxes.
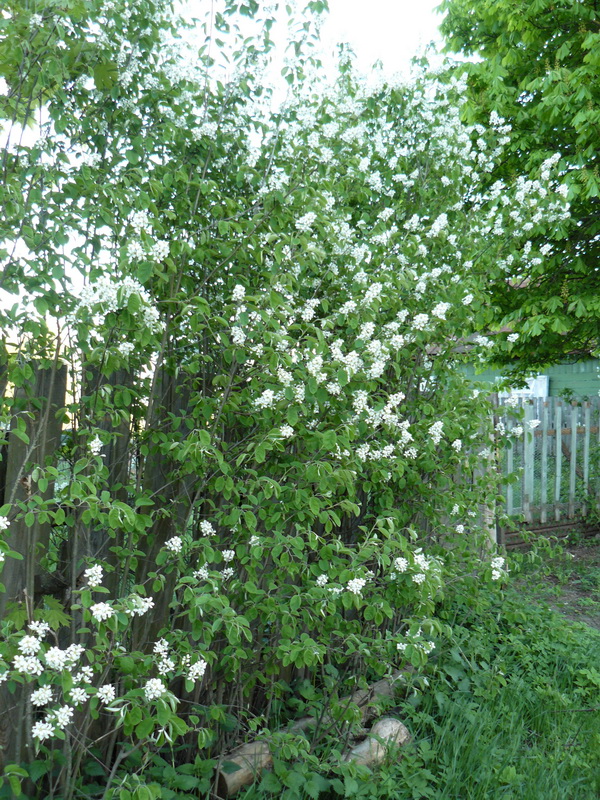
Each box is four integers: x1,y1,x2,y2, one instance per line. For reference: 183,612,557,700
523,401,535,523
555,401,562,522
568,402,578,518
506,436,514,518
540,400,549,524
583,401,591,516
596,399,600,515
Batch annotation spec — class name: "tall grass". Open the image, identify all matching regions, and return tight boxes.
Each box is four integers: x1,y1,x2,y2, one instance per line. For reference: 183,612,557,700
390,583,600,800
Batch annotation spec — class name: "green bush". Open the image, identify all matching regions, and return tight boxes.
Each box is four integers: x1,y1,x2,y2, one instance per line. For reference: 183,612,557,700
0,1,572,797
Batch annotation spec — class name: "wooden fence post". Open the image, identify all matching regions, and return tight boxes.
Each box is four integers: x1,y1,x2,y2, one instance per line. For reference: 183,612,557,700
0,359,67,769
583,401,591,516
523,401,535,524
568,401,578,519
0,361,67,618
555,401,563,522
540,400,549,525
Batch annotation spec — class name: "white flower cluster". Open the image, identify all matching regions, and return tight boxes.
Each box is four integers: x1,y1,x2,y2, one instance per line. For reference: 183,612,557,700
396,626,436,657
187,659,207,683
429,421,444,445
70,275,164,336
83,564,104,587
165,536,183,553
97,684,116,703
389,548,442,589
200,520,214,536
125,594,155,617
89,435,103,456
144,678,166,701
90,602,114,622
347,577,367,595
491,556,508,581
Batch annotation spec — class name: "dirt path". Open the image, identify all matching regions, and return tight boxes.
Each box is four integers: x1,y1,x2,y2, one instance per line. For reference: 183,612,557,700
525,538,600,630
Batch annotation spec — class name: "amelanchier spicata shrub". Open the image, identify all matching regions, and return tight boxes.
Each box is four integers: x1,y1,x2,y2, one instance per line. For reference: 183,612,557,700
0,0,566,794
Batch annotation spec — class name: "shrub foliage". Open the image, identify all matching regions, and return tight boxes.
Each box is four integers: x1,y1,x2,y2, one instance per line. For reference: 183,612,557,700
0,0,570,796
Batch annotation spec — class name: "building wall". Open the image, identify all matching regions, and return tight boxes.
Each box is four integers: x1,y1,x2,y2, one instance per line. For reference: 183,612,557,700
463,358,600,398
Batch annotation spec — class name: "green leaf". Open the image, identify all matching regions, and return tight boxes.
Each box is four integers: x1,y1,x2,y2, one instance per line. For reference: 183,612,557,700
260,772,281,792
136,717,155,739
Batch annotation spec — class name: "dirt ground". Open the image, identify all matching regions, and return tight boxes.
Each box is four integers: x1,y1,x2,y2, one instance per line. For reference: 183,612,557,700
527,537,600,630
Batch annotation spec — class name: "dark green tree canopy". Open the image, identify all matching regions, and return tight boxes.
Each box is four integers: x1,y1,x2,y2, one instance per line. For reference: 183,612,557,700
440,0,600,369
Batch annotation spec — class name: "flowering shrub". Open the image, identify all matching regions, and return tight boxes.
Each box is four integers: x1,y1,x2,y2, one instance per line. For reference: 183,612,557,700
0,0,568,795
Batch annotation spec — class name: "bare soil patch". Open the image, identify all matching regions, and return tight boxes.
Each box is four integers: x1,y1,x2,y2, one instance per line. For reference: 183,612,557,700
523,537,600,629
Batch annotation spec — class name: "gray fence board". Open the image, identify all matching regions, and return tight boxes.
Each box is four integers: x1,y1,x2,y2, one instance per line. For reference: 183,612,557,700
499,395,600,526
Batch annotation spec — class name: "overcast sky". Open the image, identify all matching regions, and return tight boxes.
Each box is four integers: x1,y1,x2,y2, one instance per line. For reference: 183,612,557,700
178,0,446,80
321,0,444,76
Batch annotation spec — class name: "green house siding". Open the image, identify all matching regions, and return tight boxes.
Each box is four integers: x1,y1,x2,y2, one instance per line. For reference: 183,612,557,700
463,358,600,397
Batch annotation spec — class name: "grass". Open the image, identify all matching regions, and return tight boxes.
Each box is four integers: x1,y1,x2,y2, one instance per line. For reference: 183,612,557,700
515,535,600,628
385,546,600,799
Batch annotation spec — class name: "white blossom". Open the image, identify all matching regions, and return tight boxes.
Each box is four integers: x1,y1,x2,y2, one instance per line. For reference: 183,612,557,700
83,564,104,588
31,686,53,706
32,721,55,741
89,436,103,456
52,705,74,729
429,421,444,445
165,536,183,553
413,314,429,331
193,566,209,580
13,655,43,676
126,595,155,616
144,678,166,701
347,578,366,595
70,687,88,704
432,302,450,320
187,659,207,683
97,684,116,703
90,602,114,622
18,636,41,656
118,342,135,357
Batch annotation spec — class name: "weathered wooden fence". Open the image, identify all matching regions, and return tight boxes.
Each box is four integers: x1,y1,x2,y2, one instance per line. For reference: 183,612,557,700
497,397,600,536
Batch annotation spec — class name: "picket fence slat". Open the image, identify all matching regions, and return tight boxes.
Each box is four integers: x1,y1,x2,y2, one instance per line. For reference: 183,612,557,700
540,400,549,525
555,401,563,522
583,402,591,516
569,402,578,518
523,401,535,523
498,395,600,527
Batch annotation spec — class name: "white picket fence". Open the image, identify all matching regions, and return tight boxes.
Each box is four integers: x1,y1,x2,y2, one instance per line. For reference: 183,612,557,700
497,396,600,525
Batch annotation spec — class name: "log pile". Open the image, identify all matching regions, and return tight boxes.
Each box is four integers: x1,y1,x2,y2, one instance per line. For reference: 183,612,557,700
215,672,412,798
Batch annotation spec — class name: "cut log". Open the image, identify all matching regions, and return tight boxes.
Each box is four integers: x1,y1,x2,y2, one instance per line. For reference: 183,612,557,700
342,717,411,766
215,671,408,797
216,742,272,798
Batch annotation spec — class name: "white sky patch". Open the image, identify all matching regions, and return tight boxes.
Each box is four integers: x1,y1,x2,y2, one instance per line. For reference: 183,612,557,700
177,0,445,80
321,0,444,76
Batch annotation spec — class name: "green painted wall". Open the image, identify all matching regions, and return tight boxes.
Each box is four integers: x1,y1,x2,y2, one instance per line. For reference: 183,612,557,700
463,358,600,397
